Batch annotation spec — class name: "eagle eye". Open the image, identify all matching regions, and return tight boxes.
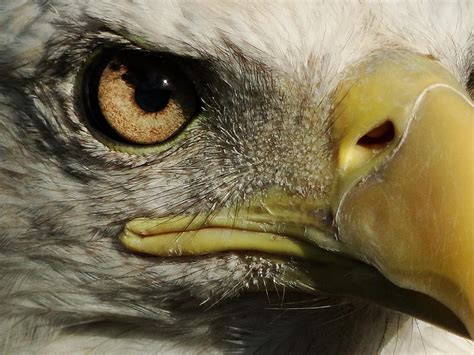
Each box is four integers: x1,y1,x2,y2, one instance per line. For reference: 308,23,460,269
82,49,200,147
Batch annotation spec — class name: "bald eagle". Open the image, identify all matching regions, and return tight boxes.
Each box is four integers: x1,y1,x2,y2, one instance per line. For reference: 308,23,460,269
0,1,473,353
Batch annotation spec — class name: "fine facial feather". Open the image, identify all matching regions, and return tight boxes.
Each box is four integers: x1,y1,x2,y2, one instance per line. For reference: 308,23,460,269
0,1,473,353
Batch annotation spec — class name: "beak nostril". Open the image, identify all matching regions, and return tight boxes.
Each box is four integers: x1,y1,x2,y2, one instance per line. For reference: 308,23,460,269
357,120,395,149
338,120,396,172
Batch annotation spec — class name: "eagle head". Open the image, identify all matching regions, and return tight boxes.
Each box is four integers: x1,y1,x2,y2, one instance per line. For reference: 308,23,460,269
0,1,473,353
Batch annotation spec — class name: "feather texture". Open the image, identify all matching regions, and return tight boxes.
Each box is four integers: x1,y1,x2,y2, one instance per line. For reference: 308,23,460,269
0,1,473,353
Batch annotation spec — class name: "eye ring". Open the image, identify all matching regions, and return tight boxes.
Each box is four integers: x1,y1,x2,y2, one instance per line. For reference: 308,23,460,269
82,49,200,148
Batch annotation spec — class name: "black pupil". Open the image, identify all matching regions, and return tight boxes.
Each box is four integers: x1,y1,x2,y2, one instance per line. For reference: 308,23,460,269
120,65,173,113
135,85,171,113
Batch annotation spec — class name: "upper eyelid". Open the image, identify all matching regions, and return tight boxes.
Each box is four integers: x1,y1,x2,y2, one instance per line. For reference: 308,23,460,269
30,27,140,80
32,18,254,87
45,29,214,84
41,25,262,109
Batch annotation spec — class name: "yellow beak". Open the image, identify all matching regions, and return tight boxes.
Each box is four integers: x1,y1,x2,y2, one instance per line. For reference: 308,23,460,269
334,52,474,337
